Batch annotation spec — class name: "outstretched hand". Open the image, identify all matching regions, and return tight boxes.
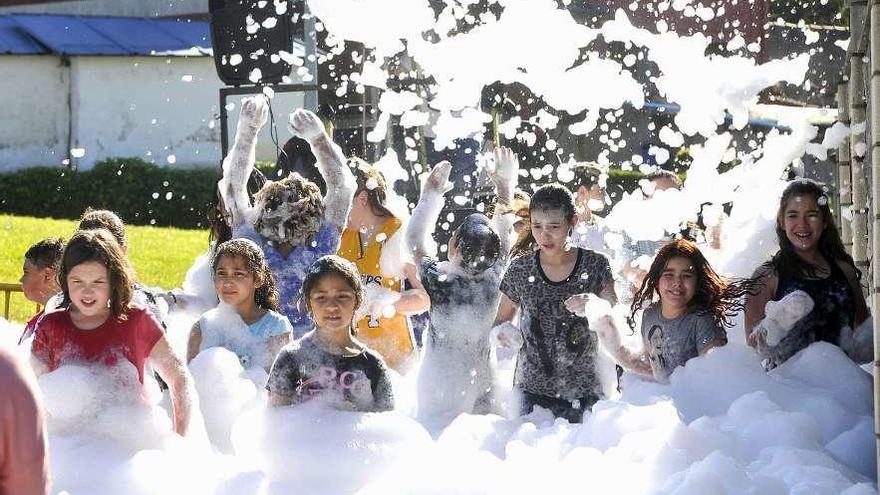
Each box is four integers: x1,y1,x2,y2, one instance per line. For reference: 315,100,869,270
422,161,453,196
288,108,326,143
489,146,519,185
238,96,269,132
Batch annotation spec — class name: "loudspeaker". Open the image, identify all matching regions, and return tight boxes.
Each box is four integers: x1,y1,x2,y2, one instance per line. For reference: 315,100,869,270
210,0,294,86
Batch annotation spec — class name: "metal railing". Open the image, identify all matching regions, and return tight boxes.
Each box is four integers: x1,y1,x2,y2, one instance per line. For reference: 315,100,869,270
0,282,38,321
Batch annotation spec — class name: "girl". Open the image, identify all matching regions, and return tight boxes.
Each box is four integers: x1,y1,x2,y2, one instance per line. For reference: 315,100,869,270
495,183,617,423
337,158,429,372
745,179,870,369
588,239,755,382
30,229,195,436
266,255,394,412
186,238,292,371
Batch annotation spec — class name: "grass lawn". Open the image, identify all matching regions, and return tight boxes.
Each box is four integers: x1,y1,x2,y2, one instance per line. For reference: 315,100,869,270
0,214,209,323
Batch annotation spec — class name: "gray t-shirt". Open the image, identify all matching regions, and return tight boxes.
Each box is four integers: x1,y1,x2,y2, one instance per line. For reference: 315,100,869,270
500,248,615,401
640,303,726,382
266,335,394,412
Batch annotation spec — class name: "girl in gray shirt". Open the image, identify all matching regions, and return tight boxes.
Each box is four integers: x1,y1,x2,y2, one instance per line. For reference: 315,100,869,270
591,239,757,382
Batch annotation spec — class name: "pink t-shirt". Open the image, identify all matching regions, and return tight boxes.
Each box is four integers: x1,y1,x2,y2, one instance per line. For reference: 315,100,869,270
31,306,164,383
0,345,49,495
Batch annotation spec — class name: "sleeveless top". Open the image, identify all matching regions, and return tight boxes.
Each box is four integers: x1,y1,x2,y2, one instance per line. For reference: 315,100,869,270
767,258,855,367
337,217,413,371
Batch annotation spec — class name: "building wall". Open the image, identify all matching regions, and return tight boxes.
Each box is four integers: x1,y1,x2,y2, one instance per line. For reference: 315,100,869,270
0,56,69,170
1,54,306,171
0,0,205,17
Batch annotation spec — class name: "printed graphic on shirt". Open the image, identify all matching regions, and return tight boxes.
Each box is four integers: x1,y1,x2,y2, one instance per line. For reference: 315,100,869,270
640,304,725,382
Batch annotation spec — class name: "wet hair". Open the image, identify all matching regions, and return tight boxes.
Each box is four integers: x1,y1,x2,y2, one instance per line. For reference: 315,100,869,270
211,238,279,311
58,229,134,321
209,168,268,249
508,183,575,257
505,190,533,257
452,214,501,275
79,208,127,249
350,157,395,219
301,255,364,334
765,178,859,282
632,239,760,327
25,238,65,270
644,169,682,189
570,162,602,190
253,172,325,244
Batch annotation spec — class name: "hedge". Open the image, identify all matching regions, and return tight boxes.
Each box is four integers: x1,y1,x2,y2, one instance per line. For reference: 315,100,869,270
0,158,219,229
0,158,677,228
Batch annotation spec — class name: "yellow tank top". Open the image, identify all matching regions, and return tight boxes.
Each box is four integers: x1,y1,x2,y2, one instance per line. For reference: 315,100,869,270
338,216,414,371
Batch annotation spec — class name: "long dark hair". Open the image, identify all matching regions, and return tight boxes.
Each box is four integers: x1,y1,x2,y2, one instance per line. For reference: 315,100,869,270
350,157,395,219
211,238,279,311
59,229,135,321
765,179,860,282
631,239,759,327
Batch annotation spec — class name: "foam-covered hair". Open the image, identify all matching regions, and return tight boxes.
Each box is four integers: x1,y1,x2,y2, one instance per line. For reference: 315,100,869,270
454,213,501,275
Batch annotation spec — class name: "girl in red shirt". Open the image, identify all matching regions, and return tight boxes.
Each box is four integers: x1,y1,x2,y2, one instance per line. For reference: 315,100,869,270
31,229,196,436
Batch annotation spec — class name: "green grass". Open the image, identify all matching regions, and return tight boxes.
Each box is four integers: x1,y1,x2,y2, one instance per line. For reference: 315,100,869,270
0,214,209,323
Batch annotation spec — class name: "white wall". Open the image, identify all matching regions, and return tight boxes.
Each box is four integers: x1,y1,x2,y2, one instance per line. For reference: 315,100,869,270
0,55,307,171
0,56,69,171
0,0,205,17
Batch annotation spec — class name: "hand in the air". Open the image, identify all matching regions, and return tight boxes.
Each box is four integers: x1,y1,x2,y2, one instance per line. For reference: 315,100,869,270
238,96,269,132
288,108,326,143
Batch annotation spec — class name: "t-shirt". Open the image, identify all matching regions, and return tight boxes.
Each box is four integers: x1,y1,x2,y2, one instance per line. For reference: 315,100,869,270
0,345,49,495
500,248,615,401
338,217,414,371
235,222,341,337
31,307,164,383
18,311,43,345
640,303,726,382
266,335,394,412
198,308,292,368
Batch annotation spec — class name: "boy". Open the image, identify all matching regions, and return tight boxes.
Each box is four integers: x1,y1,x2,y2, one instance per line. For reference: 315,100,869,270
18,238,64,343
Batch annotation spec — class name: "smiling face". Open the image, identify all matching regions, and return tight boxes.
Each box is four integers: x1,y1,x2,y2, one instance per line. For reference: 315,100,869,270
657,256,697,317
66,260,112,319
781,194,825,254
213,254,259,309
308,273,359,337
530,208,575,254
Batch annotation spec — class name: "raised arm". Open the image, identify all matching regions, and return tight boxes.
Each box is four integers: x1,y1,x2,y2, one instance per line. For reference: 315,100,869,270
219,96,269,229
406,161,453,263
288,109,354,230
489,147,519,257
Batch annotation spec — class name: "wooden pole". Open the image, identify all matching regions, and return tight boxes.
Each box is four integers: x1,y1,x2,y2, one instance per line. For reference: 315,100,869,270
850,53,869,280
839,80,854,253
867,0,880,480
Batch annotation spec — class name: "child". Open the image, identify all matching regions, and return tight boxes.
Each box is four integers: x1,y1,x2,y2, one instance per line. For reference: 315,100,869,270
583,239,755,382
186,238,292,371
745,179,871,369
337,158,429,372
495,183,617,423
266,255,394,412
18,238,64,344
220,96,355,338
407,147,517,425
30,229,195,436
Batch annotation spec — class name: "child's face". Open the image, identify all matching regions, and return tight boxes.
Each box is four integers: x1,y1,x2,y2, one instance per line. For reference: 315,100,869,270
781,194,825,253
21,260,56,305
67,260,111,317
213,255,259,309
658,256,697,314
308,274,358,336
530,208,574,253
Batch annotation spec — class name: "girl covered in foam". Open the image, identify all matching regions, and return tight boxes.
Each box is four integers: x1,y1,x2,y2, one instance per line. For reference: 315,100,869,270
186,238,292,372
266,255,394,412
30,229,195,436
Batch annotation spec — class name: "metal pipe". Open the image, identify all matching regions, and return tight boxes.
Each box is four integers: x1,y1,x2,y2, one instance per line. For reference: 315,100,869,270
303,2,318,112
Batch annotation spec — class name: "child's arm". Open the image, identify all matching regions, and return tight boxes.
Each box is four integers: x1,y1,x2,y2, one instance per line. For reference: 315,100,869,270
186,322,202,363
565,294,652,376
406,161,453,263
743,266,776,347
150,336,196,436
489,147,519,256
219,96,269,229
395,263,431,314
288,109,355,230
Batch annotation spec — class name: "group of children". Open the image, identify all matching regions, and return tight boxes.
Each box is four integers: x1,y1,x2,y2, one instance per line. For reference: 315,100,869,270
17,98,872,437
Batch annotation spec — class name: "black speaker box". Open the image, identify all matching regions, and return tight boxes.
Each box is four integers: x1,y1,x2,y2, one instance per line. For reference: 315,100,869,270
210,0,295,85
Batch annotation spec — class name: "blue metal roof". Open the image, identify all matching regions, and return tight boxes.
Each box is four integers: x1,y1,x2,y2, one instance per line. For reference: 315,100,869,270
0,14,211,56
